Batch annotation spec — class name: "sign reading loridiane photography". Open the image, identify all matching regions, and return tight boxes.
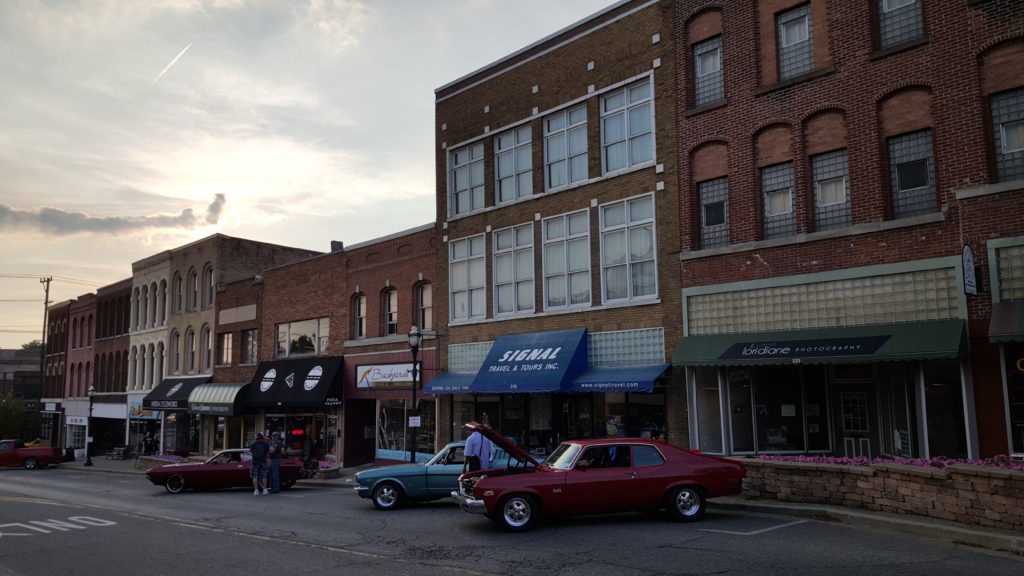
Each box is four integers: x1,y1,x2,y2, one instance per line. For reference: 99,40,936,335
356,363,416,389
720,335,891,361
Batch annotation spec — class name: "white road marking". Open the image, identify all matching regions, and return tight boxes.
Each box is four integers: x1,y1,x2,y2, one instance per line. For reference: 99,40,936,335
700,519,808,536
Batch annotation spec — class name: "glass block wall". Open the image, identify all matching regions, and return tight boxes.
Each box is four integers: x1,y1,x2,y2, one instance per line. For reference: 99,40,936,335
997,244,1024,301
588,327,665,365
686,266,960,335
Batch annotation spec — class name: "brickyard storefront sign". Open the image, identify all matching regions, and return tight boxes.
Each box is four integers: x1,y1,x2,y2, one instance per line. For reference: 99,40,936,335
355,363,415,389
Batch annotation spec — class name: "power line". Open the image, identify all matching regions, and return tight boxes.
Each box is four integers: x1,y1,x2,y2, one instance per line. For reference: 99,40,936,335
0,273,105,287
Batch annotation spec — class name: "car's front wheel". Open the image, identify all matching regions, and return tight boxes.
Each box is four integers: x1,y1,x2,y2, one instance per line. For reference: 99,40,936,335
165,474,187,494
23,458,38,470
666,485,706,522
372,481,405,510
499,494,539,532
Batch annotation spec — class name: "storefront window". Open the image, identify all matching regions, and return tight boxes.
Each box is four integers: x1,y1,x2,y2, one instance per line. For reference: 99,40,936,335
625,389,665,440
1007,343,1024,455
694,367,724,453
755,367,805,452
879,363,916,457
728,368,755,452
924,360,968,459
803,366,831,451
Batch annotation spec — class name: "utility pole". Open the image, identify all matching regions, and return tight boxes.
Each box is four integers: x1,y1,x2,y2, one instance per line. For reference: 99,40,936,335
38,276,51,387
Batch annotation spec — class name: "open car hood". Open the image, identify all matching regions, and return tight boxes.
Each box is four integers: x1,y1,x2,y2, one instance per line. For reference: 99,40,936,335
464,421,539,467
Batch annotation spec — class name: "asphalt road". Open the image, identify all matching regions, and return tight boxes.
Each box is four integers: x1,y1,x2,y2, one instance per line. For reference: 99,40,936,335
0,467,1020,575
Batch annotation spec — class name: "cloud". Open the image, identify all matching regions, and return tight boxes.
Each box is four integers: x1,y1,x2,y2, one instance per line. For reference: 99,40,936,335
0,195,226,236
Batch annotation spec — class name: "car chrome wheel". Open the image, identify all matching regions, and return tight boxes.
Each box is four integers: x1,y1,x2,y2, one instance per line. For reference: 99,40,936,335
23,458,38,470
667,485,706,522
500,494,538,532
372,482,404,510
165,474,187,494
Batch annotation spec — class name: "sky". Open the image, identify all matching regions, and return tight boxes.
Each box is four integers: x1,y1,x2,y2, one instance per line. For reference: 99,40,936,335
0,0,615,349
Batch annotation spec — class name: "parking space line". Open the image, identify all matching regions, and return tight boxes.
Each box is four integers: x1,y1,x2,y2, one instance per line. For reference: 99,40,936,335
700,519,808,536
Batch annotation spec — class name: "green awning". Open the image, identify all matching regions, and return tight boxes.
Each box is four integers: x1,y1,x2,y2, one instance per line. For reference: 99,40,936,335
188,383,248,416
673,319,965,366
989,301,1024,343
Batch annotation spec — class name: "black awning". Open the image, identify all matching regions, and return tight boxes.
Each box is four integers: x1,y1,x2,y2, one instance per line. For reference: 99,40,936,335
673,320,965,366
242,357,343,408
142,376,210,411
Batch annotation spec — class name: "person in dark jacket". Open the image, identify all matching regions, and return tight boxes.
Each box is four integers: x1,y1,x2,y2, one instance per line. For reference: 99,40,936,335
267,431,285,493
249,432,269,496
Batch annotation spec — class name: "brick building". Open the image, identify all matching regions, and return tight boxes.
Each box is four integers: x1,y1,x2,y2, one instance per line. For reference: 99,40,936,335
670,0,1024,459
431,1,682,453
133,234,321,455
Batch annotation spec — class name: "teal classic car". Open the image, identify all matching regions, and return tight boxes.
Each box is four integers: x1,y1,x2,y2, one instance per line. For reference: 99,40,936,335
354,441,520,510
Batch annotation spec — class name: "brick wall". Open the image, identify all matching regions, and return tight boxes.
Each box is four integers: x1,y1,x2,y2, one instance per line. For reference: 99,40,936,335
741,459,1024,533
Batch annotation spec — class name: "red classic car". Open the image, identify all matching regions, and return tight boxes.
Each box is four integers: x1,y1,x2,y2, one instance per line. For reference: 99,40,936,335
451,422,746,531
145,449,308,494
0,439,62,469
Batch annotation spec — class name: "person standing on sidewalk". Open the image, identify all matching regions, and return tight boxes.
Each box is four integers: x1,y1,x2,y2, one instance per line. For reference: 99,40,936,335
267,431,285,493
249,432,269,496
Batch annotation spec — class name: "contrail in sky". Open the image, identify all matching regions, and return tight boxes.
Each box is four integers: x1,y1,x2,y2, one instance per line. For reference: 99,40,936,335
148,43,192,89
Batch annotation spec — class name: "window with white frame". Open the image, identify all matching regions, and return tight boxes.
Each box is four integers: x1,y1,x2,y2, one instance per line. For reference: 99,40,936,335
275,317,330,358
600,194,657,302
217,332,232,366
449,142,485,216
384,289,398,335
352,295,366,339
693,36,723,106
812,149,851,231
449,235,486,321
879,0,923,49
493,223,534,315
991,88,1024,182
777,4,812,80
545,106,588,190
761,162,796,239
417,283,433,332
543,210,591,309
602,80,654,173
495,126,533,203
888,129,936,217
241,329,258,364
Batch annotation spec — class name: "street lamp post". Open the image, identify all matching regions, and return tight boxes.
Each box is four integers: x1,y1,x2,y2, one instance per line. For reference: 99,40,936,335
84,385,95,466
407,326,422,464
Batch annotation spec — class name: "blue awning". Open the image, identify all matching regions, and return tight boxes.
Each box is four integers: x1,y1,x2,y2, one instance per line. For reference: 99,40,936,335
568,363,671,393
423,372,475,395
471,328,589,393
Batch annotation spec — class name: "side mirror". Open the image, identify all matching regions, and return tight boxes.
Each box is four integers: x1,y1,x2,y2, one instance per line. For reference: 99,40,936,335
576,460,590,471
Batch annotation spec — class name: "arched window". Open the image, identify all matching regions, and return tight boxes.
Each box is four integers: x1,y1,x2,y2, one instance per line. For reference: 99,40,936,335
201,325,212,372
352,294,367,339
173,273,183,314
202,265,215,308
416,283,433,331
383,289,398,335
185,328,196,373
187,269,198,311
171,331,181,374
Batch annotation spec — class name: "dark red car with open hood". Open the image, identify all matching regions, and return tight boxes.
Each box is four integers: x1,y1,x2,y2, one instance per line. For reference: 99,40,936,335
451,422,746,531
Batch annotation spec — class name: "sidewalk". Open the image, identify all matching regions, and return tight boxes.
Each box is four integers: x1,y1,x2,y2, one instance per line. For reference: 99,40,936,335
70,456,1023,556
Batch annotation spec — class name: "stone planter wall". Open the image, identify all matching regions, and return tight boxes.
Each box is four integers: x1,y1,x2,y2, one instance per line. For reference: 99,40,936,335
739,459,1024,532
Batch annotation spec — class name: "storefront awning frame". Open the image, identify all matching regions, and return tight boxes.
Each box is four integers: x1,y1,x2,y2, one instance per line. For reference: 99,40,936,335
423,372,475,395
568,363,671,392
470,328,589,394
142,376,211,411
188,383,249,416
672,319,966,366
242,356,343,408
989,300,1024,343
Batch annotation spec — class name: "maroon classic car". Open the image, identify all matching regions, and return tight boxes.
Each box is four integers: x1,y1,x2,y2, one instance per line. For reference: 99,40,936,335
451,423,746,531
145,449,307,494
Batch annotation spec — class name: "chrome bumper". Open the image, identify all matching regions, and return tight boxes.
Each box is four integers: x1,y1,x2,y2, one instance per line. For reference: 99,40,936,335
450,490,487,515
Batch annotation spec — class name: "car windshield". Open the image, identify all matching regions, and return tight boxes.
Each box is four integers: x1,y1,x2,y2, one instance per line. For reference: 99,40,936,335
541,443,581,470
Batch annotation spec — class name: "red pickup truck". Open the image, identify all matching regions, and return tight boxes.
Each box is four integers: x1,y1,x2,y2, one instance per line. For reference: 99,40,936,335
0,439,62,469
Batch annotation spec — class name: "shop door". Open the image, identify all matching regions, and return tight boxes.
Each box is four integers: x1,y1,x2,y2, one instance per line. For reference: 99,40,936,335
832,380,877,458
558,395,593,441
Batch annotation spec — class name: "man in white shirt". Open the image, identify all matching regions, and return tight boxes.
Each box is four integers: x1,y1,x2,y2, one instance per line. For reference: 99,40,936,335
463,428,493,472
